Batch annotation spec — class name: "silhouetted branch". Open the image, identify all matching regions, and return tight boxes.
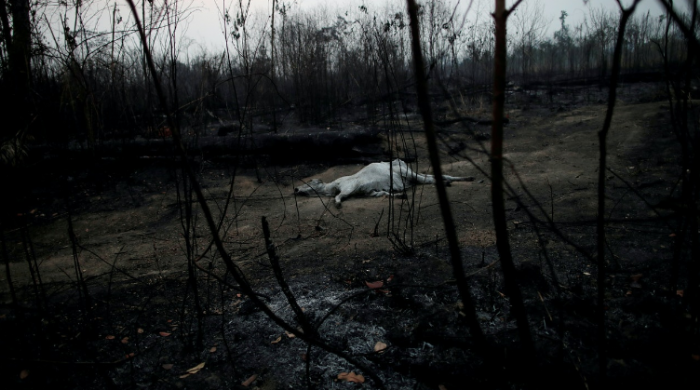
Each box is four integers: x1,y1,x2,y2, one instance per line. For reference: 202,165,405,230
406,0,487,356
262,216,317,337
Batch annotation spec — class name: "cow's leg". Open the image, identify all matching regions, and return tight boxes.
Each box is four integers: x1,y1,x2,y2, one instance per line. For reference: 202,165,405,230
442,174,475,183
334,192,348,208
369,190,391,197
393,165,432,185
411,173,436,184
395,159,475,184
410,172,474,184
369,190,407,199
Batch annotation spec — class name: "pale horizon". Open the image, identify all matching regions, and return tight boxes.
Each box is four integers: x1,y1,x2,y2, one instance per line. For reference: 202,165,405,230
180,0,679,53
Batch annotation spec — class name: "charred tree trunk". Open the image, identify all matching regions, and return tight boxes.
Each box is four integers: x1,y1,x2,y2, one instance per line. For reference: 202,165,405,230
0,1,12,67
405,0,487,354
595,0,639,381
491,0,535,363
1,0,31,142
270,0,277,133
1,229,18,310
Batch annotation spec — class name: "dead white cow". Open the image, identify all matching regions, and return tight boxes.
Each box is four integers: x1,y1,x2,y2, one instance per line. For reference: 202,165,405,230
293,159,474,207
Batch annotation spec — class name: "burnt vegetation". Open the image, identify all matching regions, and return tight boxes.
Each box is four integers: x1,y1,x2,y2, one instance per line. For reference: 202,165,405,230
1,0,699,389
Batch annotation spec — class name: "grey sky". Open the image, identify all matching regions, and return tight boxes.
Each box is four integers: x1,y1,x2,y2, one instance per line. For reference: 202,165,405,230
151,0,685,52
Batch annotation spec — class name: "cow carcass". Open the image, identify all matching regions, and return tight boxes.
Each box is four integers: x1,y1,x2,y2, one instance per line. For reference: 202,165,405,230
294,159,474,206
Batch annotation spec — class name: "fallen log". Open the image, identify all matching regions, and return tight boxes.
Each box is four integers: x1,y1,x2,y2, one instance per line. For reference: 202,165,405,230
29,128,387,165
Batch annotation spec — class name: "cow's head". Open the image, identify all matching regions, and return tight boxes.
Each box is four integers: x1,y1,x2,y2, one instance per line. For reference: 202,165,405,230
294,179,325,196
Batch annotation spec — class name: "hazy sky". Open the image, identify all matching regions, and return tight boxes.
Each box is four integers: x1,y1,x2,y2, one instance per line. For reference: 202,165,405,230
135,0,683,52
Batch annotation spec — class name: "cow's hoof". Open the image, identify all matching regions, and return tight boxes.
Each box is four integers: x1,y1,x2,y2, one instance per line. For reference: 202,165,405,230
334,201,342,209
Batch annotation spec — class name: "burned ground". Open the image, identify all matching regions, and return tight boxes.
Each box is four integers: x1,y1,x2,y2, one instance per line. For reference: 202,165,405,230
1,84,698,389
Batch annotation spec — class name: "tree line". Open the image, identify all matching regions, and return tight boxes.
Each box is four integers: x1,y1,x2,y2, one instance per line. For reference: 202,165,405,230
0,0,695,154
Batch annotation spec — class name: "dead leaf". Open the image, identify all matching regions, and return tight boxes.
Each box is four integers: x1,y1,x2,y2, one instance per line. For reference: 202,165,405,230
583,271,591,276
125,353,135,359
241,374,257,387
337,371,365,383
179,374,190,379
186,362,205,374
669,233,676,237
625,290,633,297
365,280,384,289
630,274,643,282
121,337,129,344
105,335,115,340
159,332,171,337
20,370,29,379
497,291,506,298
209,346,217,353
386,275,394,282
137,328,144,334
439,385,448,390
692,354,699,361
162,364,173,370
285,331,295,338
301,353,307,361
374,341,388,353
271,335,282,344
677,290,684,297
236,294,242,298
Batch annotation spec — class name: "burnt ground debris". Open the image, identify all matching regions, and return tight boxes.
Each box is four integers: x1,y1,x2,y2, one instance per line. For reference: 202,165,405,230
1,82,699,389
